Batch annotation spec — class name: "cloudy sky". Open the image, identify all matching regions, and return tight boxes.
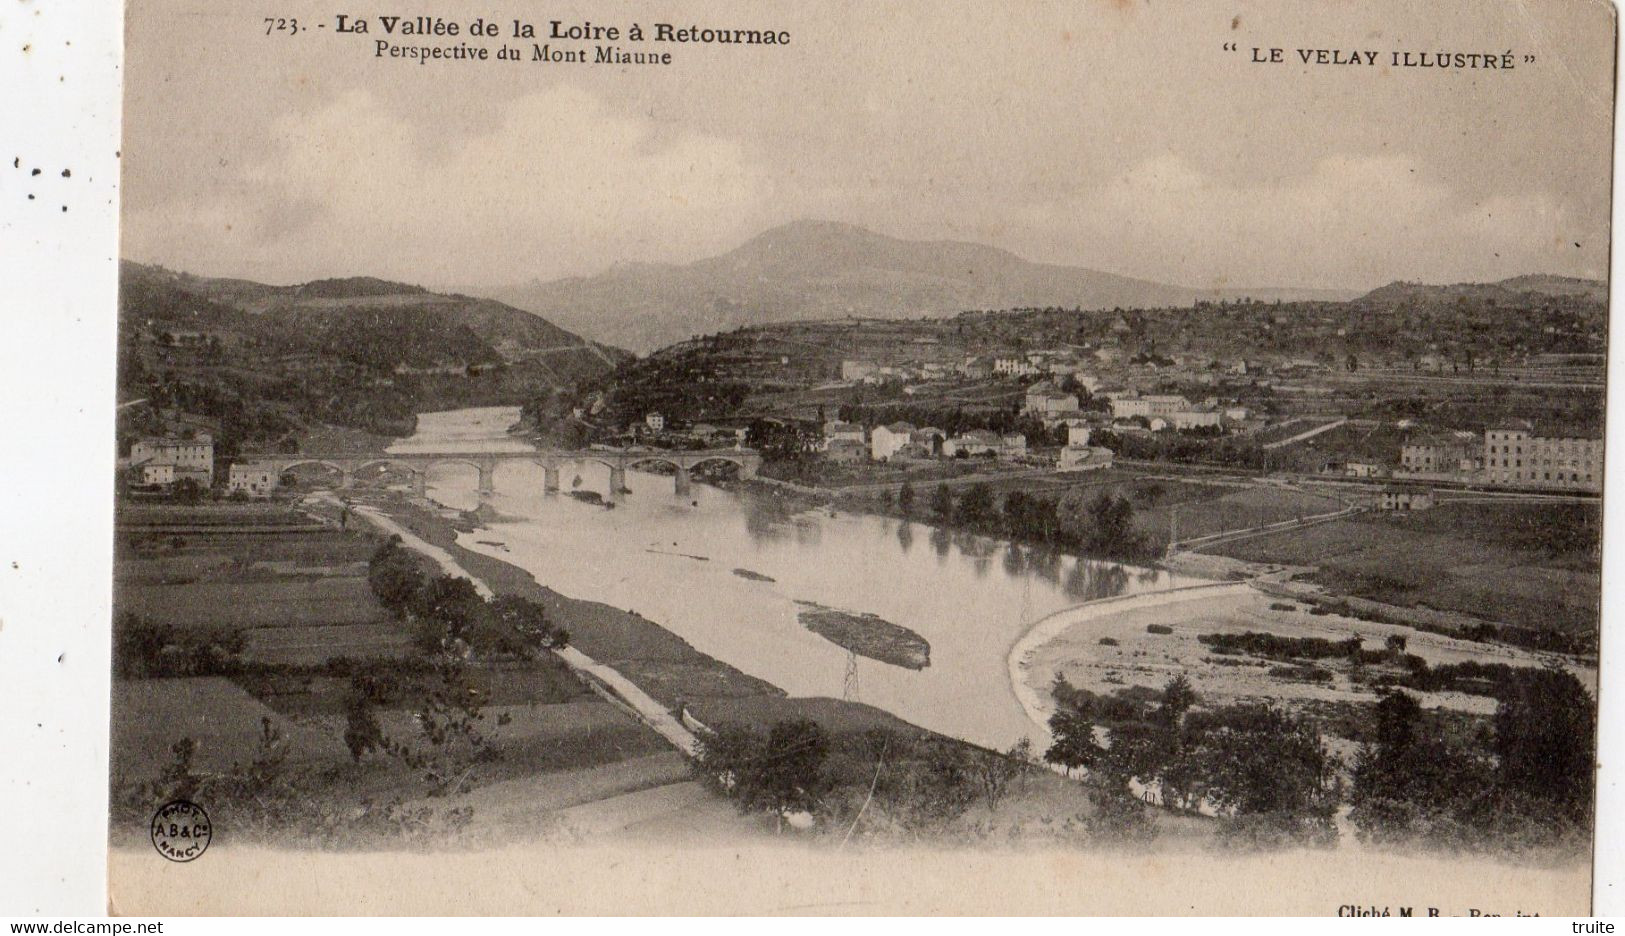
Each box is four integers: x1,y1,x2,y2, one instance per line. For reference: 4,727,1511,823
122,0,1615,292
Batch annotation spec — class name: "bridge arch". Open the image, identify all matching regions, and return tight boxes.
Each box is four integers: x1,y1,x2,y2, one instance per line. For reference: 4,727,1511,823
353,458,422,476
422,458,485,474
625,455,684,472
686,454,754,472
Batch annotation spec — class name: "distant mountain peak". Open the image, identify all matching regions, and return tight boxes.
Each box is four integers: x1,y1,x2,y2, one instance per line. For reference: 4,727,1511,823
489,221,1359,353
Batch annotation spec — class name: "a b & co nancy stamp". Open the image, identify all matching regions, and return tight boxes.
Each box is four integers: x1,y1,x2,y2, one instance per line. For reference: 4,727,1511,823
150,800,211,862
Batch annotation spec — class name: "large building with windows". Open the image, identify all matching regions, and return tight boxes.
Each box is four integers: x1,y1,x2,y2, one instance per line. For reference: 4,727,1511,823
1483,422,1602,492
129,435,214,486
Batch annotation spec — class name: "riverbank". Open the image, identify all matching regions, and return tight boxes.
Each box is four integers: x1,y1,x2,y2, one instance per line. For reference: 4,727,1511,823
332,491,930,739
1010,577,1598,736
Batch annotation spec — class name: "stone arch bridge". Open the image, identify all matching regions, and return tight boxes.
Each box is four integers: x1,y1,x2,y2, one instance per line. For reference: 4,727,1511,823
260,447,761,503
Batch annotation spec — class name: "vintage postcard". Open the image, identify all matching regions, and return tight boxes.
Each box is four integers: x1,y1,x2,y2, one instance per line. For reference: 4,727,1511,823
106,0,1611,915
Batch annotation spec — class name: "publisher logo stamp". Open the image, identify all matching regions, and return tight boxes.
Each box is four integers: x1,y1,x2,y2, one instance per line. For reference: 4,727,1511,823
150,799,211,862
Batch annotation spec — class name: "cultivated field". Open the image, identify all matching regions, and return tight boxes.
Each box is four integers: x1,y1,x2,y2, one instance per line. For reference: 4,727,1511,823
1203,502,1601,635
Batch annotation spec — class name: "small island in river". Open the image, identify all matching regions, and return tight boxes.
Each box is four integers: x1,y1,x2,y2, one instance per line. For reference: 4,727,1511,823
795,601,931,670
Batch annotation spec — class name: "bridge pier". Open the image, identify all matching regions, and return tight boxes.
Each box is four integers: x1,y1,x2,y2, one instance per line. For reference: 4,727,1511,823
543,464,560,494
607,465,627,504
411,471,427,499
477,461,495,501
675,464,693,497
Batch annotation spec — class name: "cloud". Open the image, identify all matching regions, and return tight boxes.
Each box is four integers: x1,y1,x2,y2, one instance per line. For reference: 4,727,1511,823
124,86,775,285
1020,153,1596,288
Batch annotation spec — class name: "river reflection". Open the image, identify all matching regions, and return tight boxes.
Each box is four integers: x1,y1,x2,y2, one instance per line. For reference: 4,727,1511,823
400,406,1204,750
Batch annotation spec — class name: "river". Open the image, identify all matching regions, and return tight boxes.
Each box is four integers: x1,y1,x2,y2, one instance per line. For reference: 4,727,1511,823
391,406,1204,751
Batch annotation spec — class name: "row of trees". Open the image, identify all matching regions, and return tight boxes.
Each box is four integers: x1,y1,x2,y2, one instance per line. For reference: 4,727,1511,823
1043,664,1596,852
695,719,1038,838
1350,667,1594,850
1044,675,1341,846
354,537,572,792
897,482,1156,562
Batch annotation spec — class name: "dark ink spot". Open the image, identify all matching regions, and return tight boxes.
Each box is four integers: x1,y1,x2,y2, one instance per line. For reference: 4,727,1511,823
30,168,40,176
60,168,69,178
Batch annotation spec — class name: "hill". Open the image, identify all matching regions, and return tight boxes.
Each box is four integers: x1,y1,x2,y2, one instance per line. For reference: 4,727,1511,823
490,220,1357,353
117,262,630,453
1356,276,1608,307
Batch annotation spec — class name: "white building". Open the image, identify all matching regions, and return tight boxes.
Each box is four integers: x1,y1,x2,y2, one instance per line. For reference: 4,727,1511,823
1167,408,1222,430
1024,382,1080,417
1110,394,1191,420
130,435,214,485
644,413,666,431
943,429,1001,457
1484,423,1603,491
1058,445,1114,472
994,357,1040,377
228,463,279,497
870,422,916,461
841,360,880,381
139,461,175,486
823,421,865,449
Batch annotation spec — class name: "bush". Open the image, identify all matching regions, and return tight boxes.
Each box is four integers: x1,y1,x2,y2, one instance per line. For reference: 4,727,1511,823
1098,637,1120,646
1146,624,1173,635
113,611,245,678
1267,664,1334,683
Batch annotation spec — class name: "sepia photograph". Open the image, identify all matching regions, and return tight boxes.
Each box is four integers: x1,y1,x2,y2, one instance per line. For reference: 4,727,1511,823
92,0,1613,915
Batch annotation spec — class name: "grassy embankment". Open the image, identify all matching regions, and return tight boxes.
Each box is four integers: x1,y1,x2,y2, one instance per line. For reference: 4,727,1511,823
1201,501,1601,647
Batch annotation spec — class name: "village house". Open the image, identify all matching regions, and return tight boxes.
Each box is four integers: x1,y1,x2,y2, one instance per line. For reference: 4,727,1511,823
1110,393,1191,420
959,356,993,379
1167,406,1222,430
943,429,1001,458
870,421,916,461
1344,460,1388,479
994,357,1040,377
227,462,279,497
138,461,175,487
840,360,880,381
129,434,214,486
824,439,867,464
1058,445,1115,472
644,412,666,431
1484,421,1603,492
910,427,945,454
1380,487,1436,511
823,420,866,449
1023,381,1080,418
1000,433,1028,457
1400,435,1480,477
1070,371,1103,394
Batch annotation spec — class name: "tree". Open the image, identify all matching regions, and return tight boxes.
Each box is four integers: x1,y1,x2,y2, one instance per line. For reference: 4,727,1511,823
930,483,954,523
172,477,205,504
699,719,832,828
955,483,997,530
896,481,915,515
1044,706,1102,776
1058,490,1144,559
368,536,425,616
1493,666,1594,822
409,575,487,654
1191,704,1339,844
481,595,569,657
